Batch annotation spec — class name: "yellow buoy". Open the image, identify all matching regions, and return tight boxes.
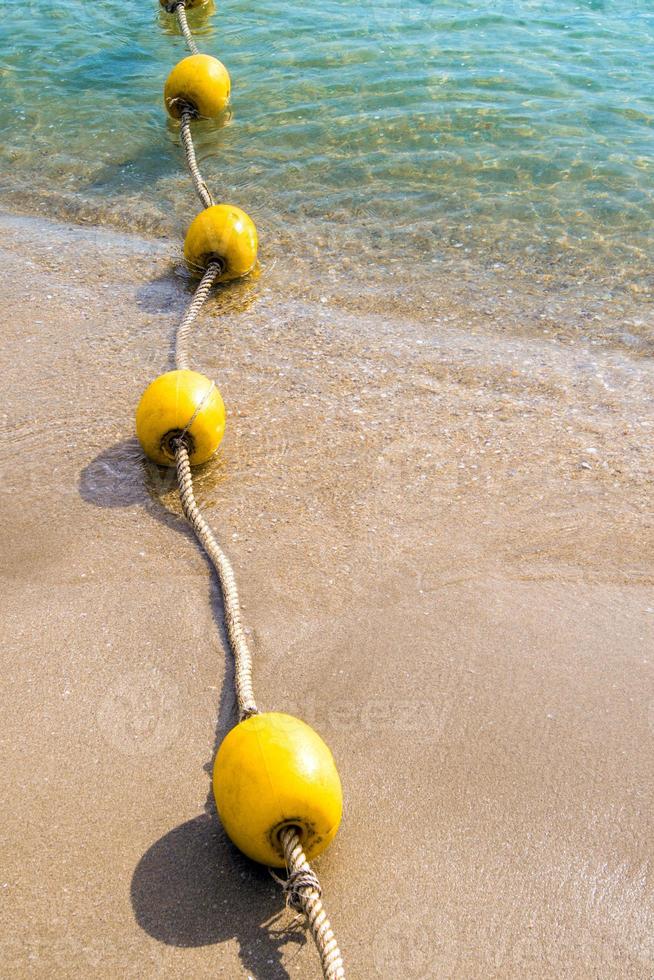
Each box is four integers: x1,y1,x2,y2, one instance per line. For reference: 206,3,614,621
135,369,226,467
213,712,343,867
184,204,258,279
164,54,231,120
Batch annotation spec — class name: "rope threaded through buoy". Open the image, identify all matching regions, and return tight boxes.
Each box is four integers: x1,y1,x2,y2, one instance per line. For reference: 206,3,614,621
156,4,347,975
280,828,346,980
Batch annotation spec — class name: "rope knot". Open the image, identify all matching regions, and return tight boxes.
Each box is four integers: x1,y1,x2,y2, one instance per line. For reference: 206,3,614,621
239,705,260,722
176,100,200,120
283,868,322,912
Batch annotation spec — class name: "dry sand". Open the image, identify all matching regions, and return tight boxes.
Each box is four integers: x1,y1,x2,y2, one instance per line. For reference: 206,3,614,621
2,209,654,978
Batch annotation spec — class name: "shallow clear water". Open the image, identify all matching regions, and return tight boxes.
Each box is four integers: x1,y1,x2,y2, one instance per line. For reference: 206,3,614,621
1,0,653,331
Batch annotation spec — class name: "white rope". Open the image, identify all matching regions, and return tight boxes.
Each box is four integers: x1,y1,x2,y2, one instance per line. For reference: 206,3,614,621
280,828,346,979
175,439,259,721
174,1,200,55
175,262,222,370
180,109,214,209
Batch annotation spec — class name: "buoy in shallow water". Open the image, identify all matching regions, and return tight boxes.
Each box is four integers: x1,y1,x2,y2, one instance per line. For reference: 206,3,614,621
184,204,258,279
213,712,343,867
164,54,230,120
135,369,225,466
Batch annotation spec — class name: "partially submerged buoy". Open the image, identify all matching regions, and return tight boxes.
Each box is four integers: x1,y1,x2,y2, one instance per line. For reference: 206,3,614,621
213,712,343,867
135,369,225,466
184,204,258,279
164,54,231,120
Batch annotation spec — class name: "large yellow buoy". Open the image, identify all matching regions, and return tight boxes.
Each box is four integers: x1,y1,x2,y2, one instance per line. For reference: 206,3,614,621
164,54,231,120
135,369,226,466
213,712,343,867
184,204,258,279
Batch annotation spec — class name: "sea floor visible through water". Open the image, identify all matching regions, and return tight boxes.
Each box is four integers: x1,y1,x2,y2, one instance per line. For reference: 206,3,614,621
2,208,654,978
2,0,654,362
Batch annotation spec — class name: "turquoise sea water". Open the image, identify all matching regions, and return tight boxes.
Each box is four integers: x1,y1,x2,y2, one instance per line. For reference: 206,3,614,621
1,0,653,327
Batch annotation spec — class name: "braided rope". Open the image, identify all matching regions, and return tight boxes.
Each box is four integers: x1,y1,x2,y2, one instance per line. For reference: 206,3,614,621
174,1,200,55
175,261,222,370
180,109,214,209
280,828,346,979
160,6,347,977
172,273,347,978
175,439,259,721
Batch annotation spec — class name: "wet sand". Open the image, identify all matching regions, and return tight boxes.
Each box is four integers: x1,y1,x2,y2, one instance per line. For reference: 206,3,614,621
2,208,654,978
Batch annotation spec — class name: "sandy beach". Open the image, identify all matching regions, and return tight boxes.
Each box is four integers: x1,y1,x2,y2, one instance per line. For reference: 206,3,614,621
2,206,654,978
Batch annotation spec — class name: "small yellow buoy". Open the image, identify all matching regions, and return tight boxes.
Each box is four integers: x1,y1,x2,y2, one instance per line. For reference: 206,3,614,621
135,369,226,467
164,54,231,120
213,712,343,867
184,204,258,280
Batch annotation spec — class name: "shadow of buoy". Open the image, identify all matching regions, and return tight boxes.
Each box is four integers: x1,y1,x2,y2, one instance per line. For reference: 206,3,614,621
80,444,303,973
78,438,180,510
131,814,306,977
